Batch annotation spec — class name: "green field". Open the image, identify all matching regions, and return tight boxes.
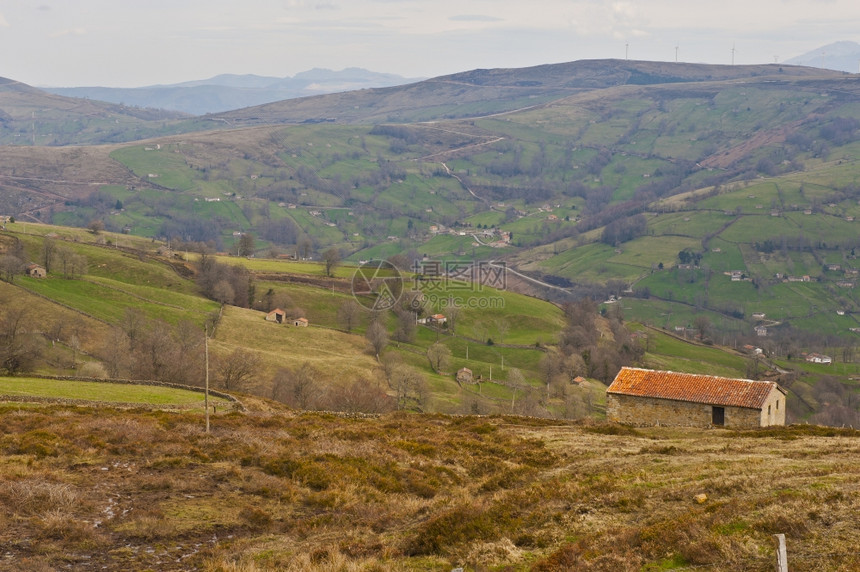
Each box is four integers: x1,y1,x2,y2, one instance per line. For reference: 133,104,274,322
0,377,229,408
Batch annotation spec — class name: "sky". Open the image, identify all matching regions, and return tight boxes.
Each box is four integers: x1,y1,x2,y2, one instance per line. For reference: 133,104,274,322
1,0,859,88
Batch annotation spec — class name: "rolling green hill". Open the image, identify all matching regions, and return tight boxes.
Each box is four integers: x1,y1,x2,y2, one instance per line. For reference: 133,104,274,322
2,59,860,365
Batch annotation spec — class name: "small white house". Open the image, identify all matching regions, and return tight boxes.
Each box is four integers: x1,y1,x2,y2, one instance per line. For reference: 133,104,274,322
806,353,832,365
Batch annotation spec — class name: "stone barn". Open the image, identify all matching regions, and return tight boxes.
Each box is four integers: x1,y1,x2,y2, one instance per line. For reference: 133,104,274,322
456,367,474,384
265,308,286,323
606,367,786,428
25,264,46,278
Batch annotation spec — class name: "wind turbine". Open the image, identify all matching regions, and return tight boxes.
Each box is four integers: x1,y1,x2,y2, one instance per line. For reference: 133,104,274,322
675,45,679,63
731,43,737,65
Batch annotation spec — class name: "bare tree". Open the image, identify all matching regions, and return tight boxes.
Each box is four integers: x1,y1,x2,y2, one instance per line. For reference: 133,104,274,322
562,353,587,383
215,348,260,390
366,320,388,360
0,306,41,375
387,363,428,411
494,318,511,344
54,247,87,279
100,326,131,378
238,233,256,257
0,255,23,283
693,315,711,340
323,248,341,277
506,367,527,413
445,305,462,334
271,362,320,409
212,280,236,305
427,342,451,373
393,307,416,343
337,299,362,333
325,378,393,414
87,219,105,235
299,237,313,259
121,308,146,351
42,237,56,272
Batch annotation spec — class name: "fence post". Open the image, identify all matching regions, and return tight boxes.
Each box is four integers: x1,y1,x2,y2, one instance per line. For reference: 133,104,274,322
774,533,787,572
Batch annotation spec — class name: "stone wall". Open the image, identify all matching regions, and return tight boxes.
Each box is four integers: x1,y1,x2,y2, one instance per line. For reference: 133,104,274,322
758,388,786,427
607,394,766,428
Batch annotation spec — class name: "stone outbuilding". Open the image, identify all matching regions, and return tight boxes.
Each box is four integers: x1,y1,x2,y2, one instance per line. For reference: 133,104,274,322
265,308,286,323
293,317,309,327
456,367,473,384
25,264,46,278
606,367,786,428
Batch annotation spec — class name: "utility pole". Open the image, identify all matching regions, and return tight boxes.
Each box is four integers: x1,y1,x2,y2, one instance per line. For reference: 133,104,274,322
204,327,210,434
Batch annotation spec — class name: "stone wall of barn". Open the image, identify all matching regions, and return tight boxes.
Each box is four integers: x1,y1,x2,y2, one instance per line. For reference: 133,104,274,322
758,388,786,427
606,394,765,428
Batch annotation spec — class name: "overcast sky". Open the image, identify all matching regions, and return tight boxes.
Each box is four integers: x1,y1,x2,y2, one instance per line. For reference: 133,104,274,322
1,0,858,88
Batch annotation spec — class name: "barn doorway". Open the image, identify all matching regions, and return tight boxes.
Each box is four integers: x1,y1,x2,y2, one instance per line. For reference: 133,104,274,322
712,406,725,426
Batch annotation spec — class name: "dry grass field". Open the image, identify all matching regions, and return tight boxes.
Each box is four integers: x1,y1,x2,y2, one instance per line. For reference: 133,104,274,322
1,398,858,571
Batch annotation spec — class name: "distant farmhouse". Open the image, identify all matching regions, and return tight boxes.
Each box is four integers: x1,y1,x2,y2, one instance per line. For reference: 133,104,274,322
456,367,474,384
25,264,46,278
265,308,286,324
606,367,786,428
805,353,832,365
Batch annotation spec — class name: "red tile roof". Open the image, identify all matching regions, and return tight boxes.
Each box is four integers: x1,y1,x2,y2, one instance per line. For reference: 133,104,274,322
607,367,783,409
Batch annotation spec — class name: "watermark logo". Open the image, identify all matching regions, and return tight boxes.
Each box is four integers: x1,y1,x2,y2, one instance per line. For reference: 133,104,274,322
351,259,508,312
411,260,507,292
350,260,404,311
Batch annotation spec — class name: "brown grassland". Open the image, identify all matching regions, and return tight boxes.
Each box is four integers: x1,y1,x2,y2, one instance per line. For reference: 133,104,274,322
1,397,859,571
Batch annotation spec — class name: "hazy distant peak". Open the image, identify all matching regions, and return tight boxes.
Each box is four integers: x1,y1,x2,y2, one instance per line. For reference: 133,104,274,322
786,41,860,73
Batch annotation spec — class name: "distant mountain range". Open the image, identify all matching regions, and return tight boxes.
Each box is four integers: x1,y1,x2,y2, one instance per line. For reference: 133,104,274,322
785,41,860,73
42,68,422,116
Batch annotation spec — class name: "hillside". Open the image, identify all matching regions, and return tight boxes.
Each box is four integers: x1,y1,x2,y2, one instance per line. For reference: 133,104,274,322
1,403,858,571
43,68,422,115
211,59,843,126
786,41,860,73
0,222,592,419
2,59,860,366
3,220,860,427
0,77,193,146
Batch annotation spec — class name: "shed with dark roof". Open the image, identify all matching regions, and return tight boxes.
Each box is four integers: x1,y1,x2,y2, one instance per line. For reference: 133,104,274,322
606,367,785,428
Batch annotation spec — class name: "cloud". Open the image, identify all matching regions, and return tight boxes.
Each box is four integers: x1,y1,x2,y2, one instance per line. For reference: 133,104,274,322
449,14,503,22
50,27,86,38
0,12,8,27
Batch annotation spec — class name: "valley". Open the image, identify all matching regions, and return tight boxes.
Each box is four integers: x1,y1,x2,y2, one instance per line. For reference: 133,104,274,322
2,57,860,570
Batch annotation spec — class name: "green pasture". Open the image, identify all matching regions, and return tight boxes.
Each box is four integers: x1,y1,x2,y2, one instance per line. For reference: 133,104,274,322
536,241,655,283
620,299,747,339
611,234,700,271
782,213,859,245
15,234,198,294
418,282,564,347
628,325,749,378
0,377,229,408
19,276,206,326
410,328,545,377
648,210,735,239
86,277,219,316
209,255,356,279
700,239,746,273
110,145,198,192
254,280,355,328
